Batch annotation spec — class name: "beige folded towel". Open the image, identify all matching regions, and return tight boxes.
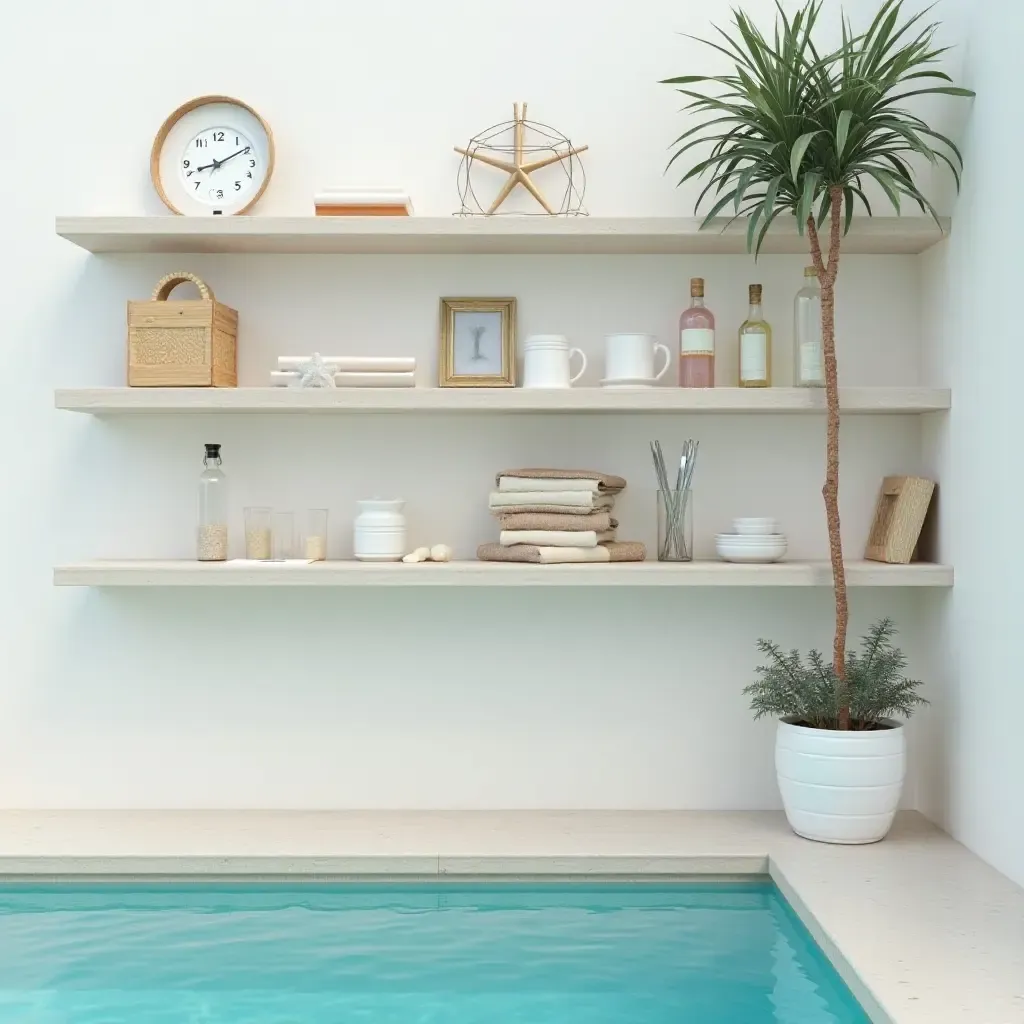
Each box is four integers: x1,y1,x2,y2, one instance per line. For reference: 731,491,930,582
478,541,646,564
488,491,614,511
500,530,598,548
497,511,616,532
498,477,601,493
496,468,627,494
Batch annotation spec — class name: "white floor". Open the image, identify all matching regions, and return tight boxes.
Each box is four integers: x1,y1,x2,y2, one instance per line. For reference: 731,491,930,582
0,810,1020,1024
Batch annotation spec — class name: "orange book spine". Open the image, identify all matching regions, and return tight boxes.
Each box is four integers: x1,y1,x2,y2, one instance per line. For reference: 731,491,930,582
314,205,411,217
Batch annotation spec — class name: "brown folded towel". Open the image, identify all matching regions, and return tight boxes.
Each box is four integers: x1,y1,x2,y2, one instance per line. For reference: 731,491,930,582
497,511,617,532
496,468,627,494
477,541,646,564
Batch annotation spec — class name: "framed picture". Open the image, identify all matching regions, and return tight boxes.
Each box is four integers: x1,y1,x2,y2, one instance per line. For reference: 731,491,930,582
439,297,517,387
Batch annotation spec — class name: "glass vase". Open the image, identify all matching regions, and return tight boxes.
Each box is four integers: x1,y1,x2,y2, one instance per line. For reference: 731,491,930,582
657,490,694,562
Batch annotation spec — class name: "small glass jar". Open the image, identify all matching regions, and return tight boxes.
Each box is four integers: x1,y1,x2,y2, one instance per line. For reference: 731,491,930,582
302,509,329,561
244,507,272,560
657,490,693,562
794,267,825,387
197,443,228,561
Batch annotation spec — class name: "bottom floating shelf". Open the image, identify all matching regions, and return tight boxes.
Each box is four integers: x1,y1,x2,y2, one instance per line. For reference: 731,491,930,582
53,560,953,588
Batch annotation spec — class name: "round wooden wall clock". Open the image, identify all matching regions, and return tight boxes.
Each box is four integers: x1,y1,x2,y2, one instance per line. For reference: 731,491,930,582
151,95,274,216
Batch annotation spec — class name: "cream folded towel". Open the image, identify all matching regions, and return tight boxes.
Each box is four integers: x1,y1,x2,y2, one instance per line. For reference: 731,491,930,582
497,477,601,494
497,511,616,532
488,491,613,511
500,530,598,548
496,468,627,493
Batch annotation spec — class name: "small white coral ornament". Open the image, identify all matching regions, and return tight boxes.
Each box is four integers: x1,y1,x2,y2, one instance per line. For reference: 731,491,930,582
429,544,452,562
402,547,430,563
298,352,336,389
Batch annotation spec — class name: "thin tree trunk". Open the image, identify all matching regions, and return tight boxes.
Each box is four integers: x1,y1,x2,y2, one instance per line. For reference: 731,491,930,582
807,186,849,730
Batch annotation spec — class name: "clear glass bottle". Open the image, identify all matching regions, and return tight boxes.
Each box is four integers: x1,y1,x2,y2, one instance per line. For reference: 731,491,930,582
197,443,228,561
793,266,825,387
679,277,715,387
738,283,772,387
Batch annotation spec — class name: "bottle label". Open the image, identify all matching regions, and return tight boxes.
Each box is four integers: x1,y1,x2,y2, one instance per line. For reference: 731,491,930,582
799,342,823,383
740,332,767,381
680,328,714,355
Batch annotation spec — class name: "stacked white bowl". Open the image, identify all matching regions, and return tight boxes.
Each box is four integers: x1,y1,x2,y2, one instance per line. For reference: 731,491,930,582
716,518,787,563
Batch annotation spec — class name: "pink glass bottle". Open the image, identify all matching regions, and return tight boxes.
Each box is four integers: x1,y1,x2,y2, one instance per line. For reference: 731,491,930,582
679,277,716,387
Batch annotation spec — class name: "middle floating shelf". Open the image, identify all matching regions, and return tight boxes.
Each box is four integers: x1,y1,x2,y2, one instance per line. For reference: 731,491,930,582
55,386,950,415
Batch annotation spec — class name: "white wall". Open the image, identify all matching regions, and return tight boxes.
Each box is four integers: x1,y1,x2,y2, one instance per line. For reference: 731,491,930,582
0,0,946,810
919,4,1024,887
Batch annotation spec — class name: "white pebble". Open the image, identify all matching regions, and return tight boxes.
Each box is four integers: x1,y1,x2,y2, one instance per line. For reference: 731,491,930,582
429,544,453,562
402,547,430,563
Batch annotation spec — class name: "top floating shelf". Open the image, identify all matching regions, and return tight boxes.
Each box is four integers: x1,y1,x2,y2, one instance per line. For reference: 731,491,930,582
55,216,950,256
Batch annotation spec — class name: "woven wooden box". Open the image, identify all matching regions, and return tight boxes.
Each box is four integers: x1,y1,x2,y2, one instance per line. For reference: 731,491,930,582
864,475,936,564
128,272,237,387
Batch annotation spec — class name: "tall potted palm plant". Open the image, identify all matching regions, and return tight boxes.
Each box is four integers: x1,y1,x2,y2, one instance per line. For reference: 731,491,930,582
664,0,972,842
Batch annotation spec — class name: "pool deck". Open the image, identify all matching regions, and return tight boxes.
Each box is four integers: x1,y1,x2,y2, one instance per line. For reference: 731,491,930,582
0,809,1018,1024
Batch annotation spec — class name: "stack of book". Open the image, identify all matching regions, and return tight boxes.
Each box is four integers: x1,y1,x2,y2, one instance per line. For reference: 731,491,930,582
271,356,416,388
313,188,414,217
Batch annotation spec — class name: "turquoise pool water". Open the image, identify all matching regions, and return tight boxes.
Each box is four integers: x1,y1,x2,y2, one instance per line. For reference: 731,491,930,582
0,881,869,1022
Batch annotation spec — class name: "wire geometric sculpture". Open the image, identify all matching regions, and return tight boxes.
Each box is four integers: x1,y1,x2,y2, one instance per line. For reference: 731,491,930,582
455,102,587,217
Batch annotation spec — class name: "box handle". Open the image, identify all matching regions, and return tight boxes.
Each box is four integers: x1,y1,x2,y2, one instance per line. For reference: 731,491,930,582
152,272,214,301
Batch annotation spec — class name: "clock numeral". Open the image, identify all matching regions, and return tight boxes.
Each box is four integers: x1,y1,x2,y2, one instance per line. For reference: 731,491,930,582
235,136,240,145
187,170,194,178
183,159,190,168
243,147,251,154
194,138,207,148
248,159,256,168
215,189,224,199
234,181,241,191
246,171,252,179
194,181,201,190
213,131,225,142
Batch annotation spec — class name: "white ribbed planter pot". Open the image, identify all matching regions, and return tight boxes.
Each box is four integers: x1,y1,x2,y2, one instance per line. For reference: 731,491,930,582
776,717,905,845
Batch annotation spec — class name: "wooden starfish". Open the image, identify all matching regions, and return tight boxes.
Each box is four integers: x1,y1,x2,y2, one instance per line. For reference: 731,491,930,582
455,102,588,215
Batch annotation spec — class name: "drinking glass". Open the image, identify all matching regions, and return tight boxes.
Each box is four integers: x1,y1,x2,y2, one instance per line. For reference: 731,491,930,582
303,508,329,561
272,511,295,560
244,507,272,560
657,490,693,562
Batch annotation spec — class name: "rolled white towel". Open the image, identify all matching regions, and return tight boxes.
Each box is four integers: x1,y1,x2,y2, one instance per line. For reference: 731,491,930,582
278,356,416,373
334,371,416,388
271,370,300,387
500,530,598,548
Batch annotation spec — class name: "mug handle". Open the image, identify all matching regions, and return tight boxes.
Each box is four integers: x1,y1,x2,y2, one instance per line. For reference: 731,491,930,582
653,343,672,381
569,348,588,385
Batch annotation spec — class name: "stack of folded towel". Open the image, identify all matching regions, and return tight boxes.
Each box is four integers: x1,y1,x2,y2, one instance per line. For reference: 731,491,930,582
313,187,414,216
478,468,646,564
271,356,416,388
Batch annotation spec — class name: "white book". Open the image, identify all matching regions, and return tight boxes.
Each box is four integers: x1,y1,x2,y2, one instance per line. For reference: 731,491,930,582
270,370,300,387
276,356,416,373
334,371,416,388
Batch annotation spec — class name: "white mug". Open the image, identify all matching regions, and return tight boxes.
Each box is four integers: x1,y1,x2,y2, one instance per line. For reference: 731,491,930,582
604,333,671,383
522,335,588,389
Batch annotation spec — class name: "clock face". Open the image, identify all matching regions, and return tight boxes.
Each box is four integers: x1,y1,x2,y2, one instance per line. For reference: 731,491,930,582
179,127,261,207
152,96,274,216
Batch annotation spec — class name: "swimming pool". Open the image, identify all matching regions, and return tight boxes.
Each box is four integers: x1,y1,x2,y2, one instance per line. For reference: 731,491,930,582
0,880,869,1022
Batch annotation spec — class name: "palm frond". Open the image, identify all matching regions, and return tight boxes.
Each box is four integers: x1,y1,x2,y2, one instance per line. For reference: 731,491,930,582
661,0,973,256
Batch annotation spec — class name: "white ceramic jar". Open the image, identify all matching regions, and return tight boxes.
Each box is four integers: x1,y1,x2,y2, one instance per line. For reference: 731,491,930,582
522,335,587,389
776,717,906,844
353,499,406,561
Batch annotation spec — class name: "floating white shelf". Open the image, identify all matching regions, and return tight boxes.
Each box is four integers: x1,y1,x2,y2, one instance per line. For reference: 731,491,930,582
55,386,950,415
55,215,949,256
53,560,953,588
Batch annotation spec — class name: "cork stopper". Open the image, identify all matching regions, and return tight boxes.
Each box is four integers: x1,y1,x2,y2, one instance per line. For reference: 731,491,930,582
804,266,818,278
690,277,704,298
749,283,762,303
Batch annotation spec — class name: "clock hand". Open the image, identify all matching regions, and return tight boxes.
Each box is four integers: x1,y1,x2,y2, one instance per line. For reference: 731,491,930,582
215,148,247,167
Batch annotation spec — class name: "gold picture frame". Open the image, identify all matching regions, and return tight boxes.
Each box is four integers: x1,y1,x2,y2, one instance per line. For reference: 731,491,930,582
439,297,517,387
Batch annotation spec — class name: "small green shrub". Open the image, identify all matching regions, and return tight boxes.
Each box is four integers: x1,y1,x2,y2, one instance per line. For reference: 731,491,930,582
743,619,926,730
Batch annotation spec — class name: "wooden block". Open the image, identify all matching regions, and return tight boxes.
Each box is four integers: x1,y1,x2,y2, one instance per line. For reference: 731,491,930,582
314,205,411,216
864,476,936,564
